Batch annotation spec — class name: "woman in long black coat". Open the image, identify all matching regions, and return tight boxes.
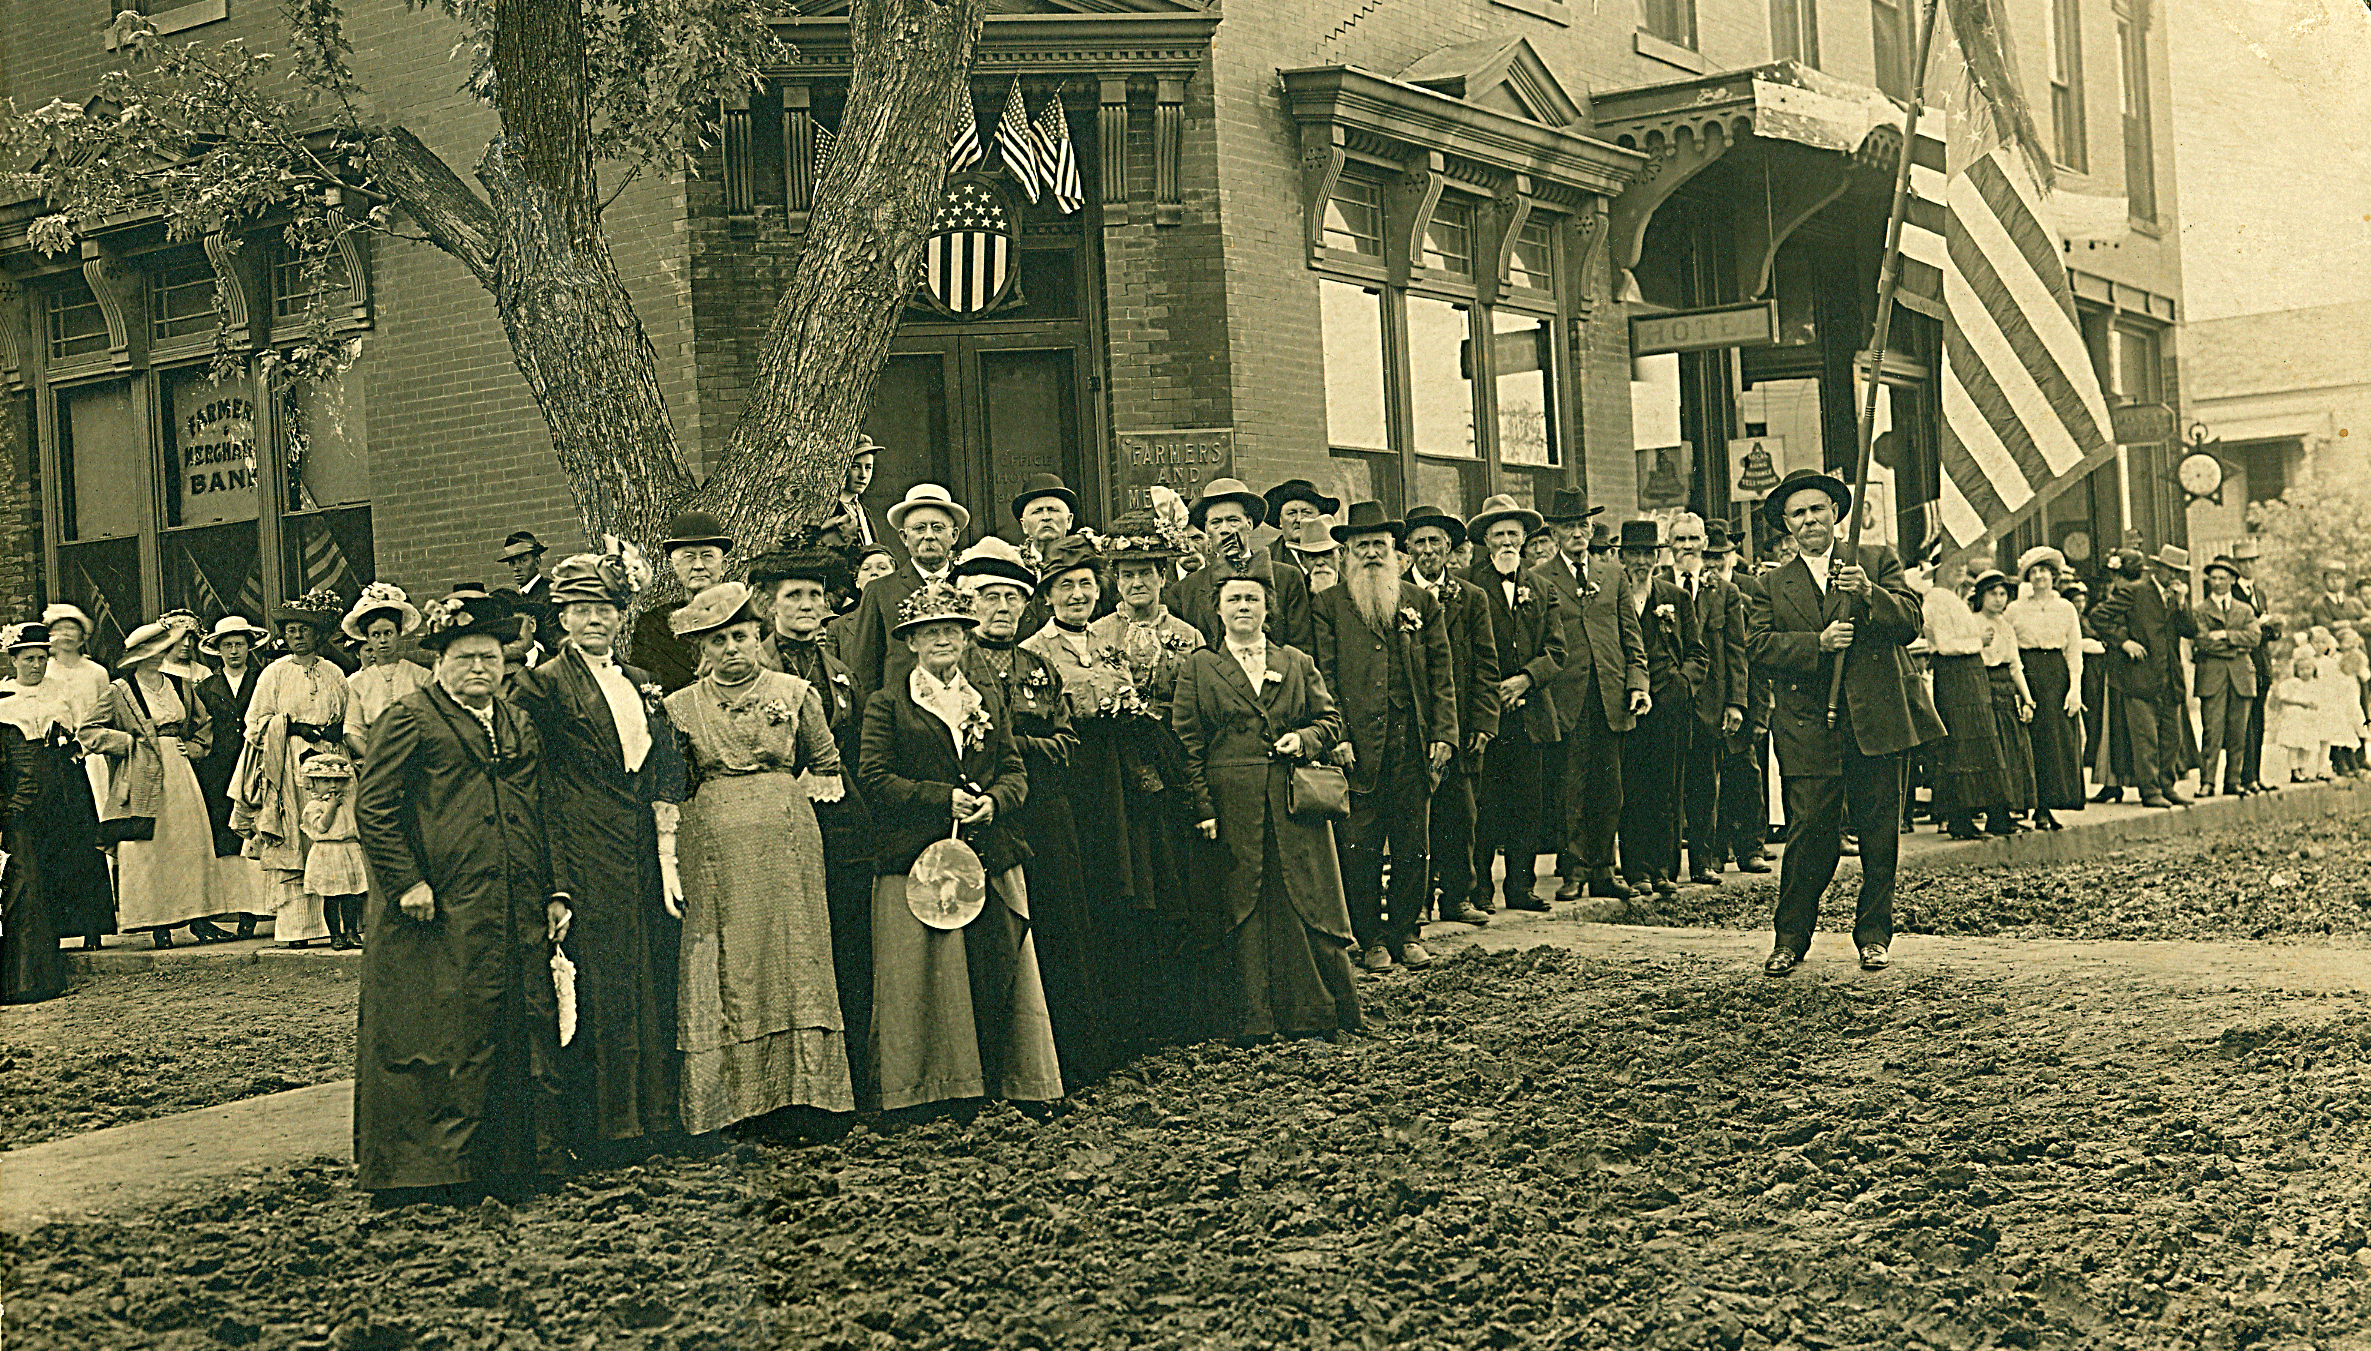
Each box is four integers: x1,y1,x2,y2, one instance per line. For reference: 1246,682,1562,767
193,618,271,935
509,555,689,1158
1,624,114,964
0,717,59,1003
1171,575,1361,1041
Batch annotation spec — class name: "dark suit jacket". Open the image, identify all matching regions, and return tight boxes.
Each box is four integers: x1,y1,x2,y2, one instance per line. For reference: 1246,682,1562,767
1731,572,1776,741
1744,542,1939,774
194,664,263,854
1534,551,1649,735
627,604,698,694
1310,582,1458,795
2306,593,2365,635
2190,594,2260,699
846,561,941,710
1465,561,1566,744
1167,557,1315,657
857,676,1031,877
1673,569,1747,725
1414,569,1501,769
2091,575,2198,697
1627,578,1709,710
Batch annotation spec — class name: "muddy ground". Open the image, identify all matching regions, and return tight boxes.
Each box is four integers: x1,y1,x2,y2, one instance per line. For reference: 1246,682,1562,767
1628,816,2371,944
0,963,357,1149
5,945,2367,1351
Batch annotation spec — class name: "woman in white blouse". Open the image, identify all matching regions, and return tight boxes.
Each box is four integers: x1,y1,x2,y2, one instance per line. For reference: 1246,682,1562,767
1922,563,2013,840
340,584,431,740
1975,572,2037,832
2005,548,2085,829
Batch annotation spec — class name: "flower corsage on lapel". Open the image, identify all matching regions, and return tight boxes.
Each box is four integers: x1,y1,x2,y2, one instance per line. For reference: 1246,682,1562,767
760,697,797,726
957,703,995,753
1654,601,1677,625
1397,604,1424,634
1514,584,1534,608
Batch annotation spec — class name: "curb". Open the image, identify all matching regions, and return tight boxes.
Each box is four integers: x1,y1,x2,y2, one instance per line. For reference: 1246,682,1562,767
63,940,363,976
1895,776,2365,871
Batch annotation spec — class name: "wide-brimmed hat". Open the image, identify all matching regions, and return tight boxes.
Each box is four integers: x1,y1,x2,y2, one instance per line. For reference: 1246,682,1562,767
1188,477,1267,528
849,434,882,460
197,615,269,655
2203,555,2242,579
271,588,347,632
546,554,631,607
1469,495,1543,544
2016,545,2067,578
1009,473,1079,523
747,549,852,596
1762,468,1852,533
1704,520,1738,554
1098,507,1186,564
1541,489,1603,524
341,583,422,641
952,538,1039,592
1588,520,1616,552
1285,519,1339,556
2154,545,2192,571
1967,569,2016,609
668,582,761,640
1331,500,1405,544
1618,518,1665,551
3,622,50,654
659,511,733,555
1031,534,1103,597
1403,504,1467,550
118,622,180,666
893,580,980,636
299,749,356,780
496,531,547,562
419,591,521,653
1263,478,1341,519
40,603,93,635
885,483,971,534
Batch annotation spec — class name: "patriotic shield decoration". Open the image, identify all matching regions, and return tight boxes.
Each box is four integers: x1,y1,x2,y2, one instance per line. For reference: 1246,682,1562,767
921,176,1018,317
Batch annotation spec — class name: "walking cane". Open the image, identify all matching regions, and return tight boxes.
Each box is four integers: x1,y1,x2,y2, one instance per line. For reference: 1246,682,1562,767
1829,0,1944,731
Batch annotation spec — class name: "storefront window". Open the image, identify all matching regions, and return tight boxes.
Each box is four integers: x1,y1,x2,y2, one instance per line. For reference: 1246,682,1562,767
285,365,370,509
59,380,141,542
1493,312,1557,468
1320,280,1390,453
1405,296,1476,459
150,254,217,344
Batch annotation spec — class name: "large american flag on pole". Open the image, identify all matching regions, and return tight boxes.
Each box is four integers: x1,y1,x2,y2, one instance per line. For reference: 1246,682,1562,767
945,83,983,175
1894,0,2117,553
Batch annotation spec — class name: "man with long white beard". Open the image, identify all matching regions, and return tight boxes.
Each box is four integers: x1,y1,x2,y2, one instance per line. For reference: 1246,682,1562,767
1311,502,1458,972
1463,496,1567,912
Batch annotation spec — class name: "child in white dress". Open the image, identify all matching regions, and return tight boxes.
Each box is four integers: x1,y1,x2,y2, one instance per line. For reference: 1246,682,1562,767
298,751,369,951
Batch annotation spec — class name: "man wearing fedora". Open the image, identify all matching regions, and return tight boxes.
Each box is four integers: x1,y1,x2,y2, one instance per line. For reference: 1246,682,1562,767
2228,538,2279,793
2191,554,2260,798
1743,468,1939,977
1405,504,1500,928
1009,473,1093,633
2090,544,2200,808
1166,478,1315,654
1667,514,1748,883
847,483,971,707
1532,489,1649,902
1464,495,1567,913
499,531,550,598
1263,479,1341,572
1614,519,1708,895
630,511,735,694
1313,502,1458,971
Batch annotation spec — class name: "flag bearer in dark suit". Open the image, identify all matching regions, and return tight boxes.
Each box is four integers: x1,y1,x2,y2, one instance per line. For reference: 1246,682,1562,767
1668,514,1748,883
1743,469,1942,977
1464,496,1566,913
1532,491,1649,902
1312,502,1458,973
1615,519,1708,894
1403,504,1500,928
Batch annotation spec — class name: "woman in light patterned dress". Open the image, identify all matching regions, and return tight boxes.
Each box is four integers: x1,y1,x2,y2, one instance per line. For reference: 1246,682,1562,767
82,621,223,947
230,589,355,947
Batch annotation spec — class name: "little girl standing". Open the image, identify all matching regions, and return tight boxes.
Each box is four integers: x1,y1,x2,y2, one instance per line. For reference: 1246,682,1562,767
2269,654,2324,783
297,751,370,950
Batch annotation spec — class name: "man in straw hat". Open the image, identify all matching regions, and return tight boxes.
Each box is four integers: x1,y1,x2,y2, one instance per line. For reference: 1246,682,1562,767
1312,502,1458,972
354,590,574,1196
1531,489,1649,905
2089,543,2200,809
1166,477,1314,653
1403,502,1499,929
1463,494,1566,914
848,483,972,706
630,511,736,695
1743,468,1939,977
2191,554,2261,798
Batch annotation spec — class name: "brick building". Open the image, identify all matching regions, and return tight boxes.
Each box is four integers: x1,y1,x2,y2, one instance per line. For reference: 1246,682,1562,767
2,0,2187,649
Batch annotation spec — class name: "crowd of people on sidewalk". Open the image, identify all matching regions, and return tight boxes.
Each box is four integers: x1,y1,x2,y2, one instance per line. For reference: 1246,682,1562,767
4,430,2364,1200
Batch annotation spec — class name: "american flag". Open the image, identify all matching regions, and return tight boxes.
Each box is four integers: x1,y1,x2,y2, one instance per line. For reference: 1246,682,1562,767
1894,0,2117,554
1031,97,1083,216
946,84,982,175
994,79,1040,204
924,180,1014,314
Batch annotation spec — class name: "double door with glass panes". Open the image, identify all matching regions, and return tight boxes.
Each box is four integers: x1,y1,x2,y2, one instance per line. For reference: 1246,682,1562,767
863,328,1095,540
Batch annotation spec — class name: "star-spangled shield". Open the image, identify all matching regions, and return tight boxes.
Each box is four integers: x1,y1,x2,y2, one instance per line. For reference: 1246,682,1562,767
920,176,1017,317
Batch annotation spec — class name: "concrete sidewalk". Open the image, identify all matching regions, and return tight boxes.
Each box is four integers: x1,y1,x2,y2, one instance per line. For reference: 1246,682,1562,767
57,934,361,975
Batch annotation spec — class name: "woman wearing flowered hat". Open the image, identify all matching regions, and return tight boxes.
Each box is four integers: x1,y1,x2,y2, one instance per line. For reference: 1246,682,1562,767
81,618,227,947
230,588,356,947
342,583,431,738
860,580,1064,1110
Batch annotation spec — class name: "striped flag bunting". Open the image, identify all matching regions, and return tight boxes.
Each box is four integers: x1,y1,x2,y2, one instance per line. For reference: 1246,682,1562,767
1032,97,1084,216
182,545,229,617
946,84,983,175
994,79,1040,203
1893,0,2116,554
813,119,836,177
301,525,358,597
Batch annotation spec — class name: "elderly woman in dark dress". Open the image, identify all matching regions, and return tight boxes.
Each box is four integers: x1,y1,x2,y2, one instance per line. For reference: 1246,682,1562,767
860,581,1063,1110
0,623,115,957
1171,574,1361,1041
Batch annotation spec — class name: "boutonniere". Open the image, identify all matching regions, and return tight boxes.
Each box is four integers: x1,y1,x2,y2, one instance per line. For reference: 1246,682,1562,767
760,698,796,726
1255,666,1281,688
1024,664,1055,691
1655,602,1677,624
1089,682,1150,718
638,682,663,699
1515,585,1534,607
831,670,851,686
958,704,994,752
1397,605,1423,634
1159,629,1198,654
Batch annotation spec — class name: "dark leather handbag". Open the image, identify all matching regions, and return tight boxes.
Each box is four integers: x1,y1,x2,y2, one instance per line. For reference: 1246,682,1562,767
1285,761,1350,822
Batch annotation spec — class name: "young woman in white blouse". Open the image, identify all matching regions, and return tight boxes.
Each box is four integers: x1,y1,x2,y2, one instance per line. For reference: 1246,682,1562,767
2004,548,2085,829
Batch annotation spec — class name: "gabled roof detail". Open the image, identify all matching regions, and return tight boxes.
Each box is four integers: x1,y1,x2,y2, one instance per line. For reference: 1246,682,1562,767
1397,36,1583,130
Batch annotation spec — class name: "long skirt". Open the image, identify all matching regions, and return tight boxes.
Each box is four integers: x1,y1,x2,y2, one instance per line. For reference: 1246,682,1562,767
1230,818,1362,1040
2018,648,2086,811
871,866,1063,1111
676,773,852,1133
1931,655,2011,816
115,737,222,930
2,843,64,1003
1988,665,2036,813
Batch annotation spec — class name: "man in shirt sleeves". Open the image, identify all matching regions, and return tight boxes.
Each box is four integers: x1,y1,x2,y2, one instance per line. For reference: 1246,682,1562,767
1743,469,1941,977
354,593,573,1196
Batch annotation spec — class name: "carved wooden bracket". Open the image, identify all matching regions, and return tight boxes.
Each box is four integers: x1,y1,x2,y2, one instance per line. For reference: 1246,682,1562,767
1476,174,1534,306
1734,160,1849,299
1298,125,1347,259
1606,120,1733,272
1565,198,1611,323
1383,153,1446,287
201,230,254,349
1099,78,1130,226
332,229,372,329
1154,77,1185,226
0,277,26,391
78,239,139,370
719,91,755,218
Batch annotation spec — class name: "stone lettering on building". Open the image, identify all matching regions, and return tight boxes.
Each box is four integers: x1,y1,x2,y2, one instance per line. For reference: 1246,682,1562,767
1116,427,1234,510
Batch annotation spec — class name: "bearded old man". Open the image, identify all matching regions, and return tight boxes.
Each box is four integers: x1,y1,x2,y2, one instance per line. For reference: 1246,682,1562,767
1403,504,1499,928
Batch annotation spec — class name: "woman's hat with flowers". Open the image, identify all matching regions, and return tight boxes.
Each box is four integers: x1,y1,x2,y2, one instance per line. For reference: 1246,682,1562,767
894,580,980,636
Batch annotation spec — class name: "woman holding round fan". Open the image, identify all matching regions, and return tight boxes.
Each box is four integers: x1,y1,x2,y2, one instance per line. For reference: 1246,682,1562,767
860,580,1063,1111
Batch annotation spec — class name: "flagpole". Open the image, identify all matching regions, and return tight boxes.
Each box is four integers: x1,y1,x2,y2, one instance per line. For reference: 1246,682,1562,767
1828,0,1945,731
